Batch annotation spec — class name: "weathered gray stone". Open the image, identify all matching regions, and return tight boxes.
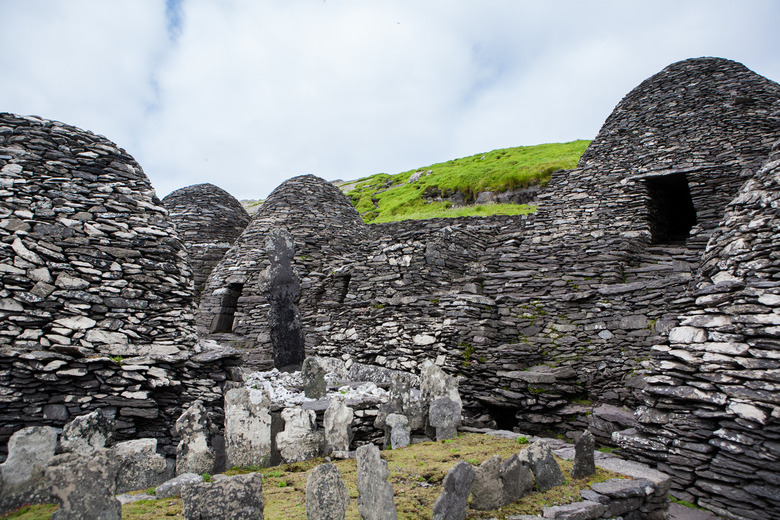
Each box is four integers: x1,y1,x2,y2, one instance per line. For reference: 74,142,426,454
589,478,654,498
541,500,607,520
356,444,397,520
302,357,327,399
470,455,503,510
571,430,595,479
225,387,272,468
428,397,461,441
111,438,170,494
432,461,475,520
385,413,410,449
60,410,115,454
519,442,565,492
156,472,204,499
175,400,215,476
501,453,534,505
182,472,264,519
324,397,353,454
277,407,323,463
265,227,305,371
47,449,122,520
0,426,58,513
306,463,349,520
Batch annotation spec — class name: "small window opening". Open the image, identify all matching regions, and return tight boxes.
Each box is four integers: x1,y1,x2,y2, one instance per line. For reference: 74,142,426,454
210,283,244,333
645,173,697,244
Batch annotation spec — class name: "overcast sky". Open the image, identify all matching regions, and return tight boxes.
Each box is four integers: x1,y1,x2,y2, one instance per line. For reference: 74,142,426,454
2,1,779,199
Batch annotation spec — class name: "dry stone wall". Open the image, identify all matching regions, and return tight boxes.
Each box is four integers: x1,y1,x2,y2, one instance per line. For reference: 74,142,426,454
193,58,780,520
162,183,250,298
618,137,780,520
0,113,240,457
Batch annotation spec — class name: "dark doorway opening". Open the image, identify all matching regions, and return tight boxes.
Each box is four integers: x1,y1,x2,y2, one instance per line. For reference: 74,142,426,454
210,283,243,333
645,173,697,244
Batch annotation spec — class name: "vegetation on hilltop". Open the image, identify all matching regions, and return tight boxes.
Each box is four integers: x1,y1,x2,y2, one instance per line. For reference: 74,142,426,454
345,140,590,223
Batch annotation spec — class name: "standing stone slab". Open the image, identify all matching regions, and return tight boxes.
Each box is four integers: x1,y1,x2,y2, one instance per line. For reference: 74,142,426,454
111,438,171,494
356,444,397,520
428,397,461,441
519,442,565,492
59,409,115,454
302,357,327,399
324,397,353,454
46,449,121,520
225,387,272,468
470,455,503,510
182,472,264,520
501,453,534,505
265,227,305,371
385,413,410,449
306,463,349,520
175,400,215,476
571,431,596,479
432,461,475,520
277,407,324,463
0,426,58,514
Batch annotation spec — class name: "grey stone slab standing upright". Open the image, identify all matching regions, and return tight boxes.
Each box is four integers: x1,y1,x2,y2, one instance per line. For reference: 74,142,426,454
500,453,534,505
428,397,461,441
470,455,503,510
111,438,171,494
519,441,565,492
356,444,397,520
225,387,272,468
306,463,350,520
324,397,353,454
277,407,324,463
47,449,122,520
303,357,327,399
182,472,264,520
175,400,215,476
0,426,58,514
59,409,115,454
571,430,596,479
385,413,410,449
432,460,475,520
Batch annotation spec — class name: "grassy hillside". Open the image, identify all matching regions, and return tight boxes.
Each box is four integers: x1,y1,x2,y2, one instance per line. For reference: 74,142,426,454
345,140,590,223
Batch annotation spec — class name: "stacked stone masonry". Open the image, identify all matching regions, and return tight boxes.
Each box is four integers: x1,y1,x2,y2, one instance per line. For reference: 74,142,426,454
0,113,240,457
196,58,780,519
162,183,250,298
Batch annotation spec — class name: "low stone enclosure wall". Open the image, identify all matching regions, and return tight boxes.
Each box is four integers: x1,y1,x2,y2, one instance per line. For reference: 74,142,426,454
0,356,672,520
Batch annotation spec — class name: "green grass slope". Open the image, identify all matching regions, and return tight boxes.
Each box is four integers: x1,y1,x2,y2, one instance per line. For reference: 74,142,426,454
345,140,590,223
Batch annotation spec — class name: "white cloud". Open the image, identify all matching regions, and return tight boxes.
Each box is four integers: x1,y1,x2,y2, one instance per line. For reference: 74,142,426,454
1,0,779,199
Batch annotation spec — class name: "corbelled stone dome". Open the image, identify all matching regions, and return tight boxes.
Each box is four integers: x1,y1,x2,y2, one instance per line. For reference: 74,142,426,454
197,174,370,368
162,183,251,297
0,113,197,354
0,113,239,459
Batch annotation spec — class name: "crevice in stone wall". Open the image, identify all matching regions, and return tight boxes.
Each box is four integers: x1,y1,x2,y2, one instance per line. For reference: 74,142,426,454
645,173,697,244
210,283,244,333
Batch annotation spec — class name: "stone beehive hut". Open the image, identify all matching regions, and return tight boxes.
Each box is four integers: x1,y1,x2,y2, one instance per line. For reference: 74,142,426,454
0,113,239,457
549,57,780,248
198,174,371,368
618,137,780,519
162,183,251,298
